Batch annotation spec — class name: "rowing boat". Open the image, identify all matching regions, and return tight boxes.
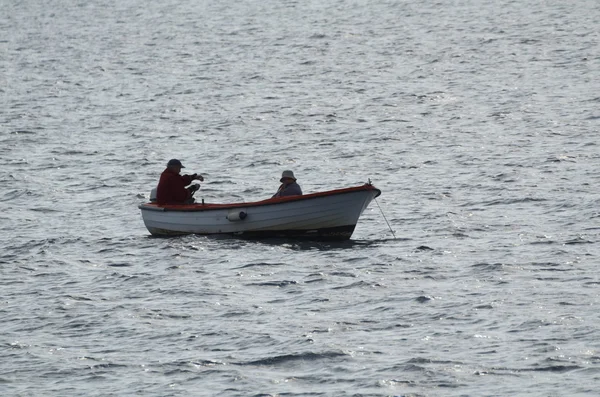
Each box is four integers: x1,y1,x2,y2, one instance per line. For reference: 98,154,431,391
139,183,381,240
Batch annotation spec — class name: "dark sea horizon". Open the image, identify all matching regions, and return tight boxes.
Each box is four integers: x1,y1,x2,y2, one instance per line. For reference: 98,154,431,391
2,0,600,396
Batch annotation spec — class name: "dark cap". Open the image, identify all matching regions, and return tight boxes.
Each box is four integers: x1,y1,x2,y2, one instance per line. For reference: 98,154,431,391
167,159,185,168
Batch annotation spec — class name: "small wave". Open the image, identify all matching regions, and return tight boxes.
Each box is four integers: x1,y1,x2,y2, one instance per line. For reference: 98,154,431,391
415,295,433,303
30,207,61,213
65,295,93,301
329,271,357,278
247,280,298,287
235,262,285,269
0,189,29,201
481,197,547,206
236,351,347,366
415,245,434,251
529,240,556,245
406,357,460,365
332,281,373,290
107,263,132,267
564,237,594,245
471,262,505,271
502,365,582,373
10,130,37,134
186,359,224,367
527,262,563,269
87,363,129,370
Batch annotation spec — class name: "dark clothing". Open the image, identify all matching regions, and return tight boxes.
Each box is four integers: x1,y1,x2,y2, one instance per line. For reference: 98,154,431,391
156,168,195,205
272,181,302,198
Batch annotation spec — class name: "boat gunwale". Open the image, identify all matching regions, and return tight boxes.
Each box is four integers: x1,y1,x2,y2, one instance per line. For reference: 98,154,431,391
139,184,381,212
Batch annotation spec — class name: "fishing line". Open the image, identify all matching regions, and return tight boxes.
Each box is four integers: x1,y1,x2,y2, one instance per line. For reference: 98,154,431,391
374,197,396,239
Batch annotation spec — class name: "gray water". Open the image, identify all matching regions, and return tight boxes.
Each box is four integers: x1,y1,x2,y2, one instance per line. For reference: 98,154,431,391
2,0,600,396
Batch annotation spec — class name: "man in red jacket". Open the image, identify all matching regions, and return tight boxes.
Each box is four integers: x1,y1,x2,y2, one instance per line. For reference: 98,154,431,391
156,159,204,205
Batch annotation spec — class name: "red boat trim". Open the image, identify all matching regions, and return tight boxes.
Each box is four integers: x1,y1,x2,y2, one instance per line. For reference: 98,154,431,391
139,184,381,212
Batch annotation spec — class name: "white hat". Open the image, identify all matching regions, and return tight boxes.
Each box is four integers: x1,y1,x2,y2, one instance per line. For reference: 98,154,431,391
280,170,296,182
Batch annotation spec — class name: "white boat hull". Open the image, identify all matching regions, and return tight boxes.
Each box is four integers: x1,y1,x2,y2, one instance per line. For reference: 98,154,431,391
139,184,381,240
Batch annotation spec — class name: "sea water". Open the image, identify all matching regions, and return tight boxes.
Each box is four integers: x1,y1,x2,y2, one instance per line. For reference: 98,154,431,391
2,0,599,395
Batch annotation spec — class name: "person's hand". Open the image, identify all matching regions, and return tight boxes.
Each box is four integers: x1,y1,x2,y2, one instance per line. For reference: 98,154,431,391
188,184,200,193
192,173,204,181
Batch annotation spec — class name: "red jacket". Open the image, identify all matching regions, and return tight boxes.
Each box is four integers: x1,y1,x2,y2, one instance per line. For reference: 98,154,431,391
156,168,194,205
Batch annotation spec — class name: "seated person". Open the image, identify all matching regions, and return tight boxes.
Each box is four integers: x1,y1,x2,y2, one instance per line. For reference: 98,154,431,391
156,159,203,205
272,170,302,198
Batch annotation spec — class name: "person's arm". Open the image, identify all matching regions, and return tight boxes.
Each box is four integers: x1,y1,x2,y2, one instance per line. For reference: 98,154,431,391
181,174,194,185
279,184,302,197
171,176,191,203
272,184,284,198
182,173,204,184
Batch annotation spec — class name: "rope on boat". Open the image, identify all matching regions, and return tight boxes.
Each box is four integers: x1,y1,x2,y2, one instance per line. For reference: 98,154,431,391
374,197,396,239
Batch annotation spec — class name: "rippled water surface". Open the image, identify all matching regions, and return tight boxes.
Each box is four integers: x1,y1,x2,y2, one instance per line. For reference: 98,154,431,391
2,0,600,396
